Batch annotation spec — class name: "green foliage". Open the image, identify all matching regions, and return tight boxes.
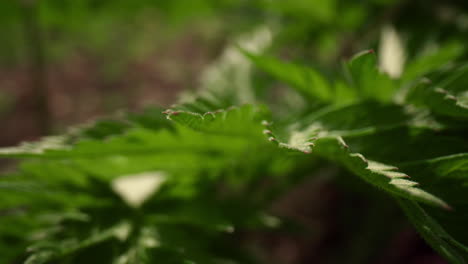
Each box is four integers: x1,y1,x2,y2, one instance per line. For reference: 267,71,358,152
242,50,333,102
2,43,468,262
2,1,468,264
0,104,279,263
241,43,468,263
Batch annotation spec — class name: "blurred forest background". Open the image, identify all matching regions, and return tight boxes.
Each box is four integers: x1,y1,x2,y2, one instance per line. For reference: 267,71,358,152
1,0,468,263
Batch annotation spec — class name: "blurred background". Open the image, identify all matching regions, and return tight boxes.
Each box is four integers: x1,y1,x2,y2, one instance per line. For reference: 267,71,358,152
1,0,468,263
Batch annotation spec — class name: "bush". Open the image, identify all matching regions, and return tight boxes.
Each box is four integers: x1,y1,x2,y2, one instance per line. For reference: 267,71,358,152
1,0,468,263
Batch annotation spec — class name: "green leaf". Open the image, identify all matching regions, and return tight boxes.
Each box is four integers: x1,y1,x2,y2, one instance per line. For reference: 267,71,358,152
164,104,267,136
262,101,450,209
402,42,464,83
0,109,259,160
243,50,333,102
345,50,396,102
263,101,411,154
195,26,272,105
0,102,276,263
0,136,70,158
399,153,468,249
407,80,468,119
313,137,449,209
398,200,468,264
25,222,127,264
261,120,318,154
